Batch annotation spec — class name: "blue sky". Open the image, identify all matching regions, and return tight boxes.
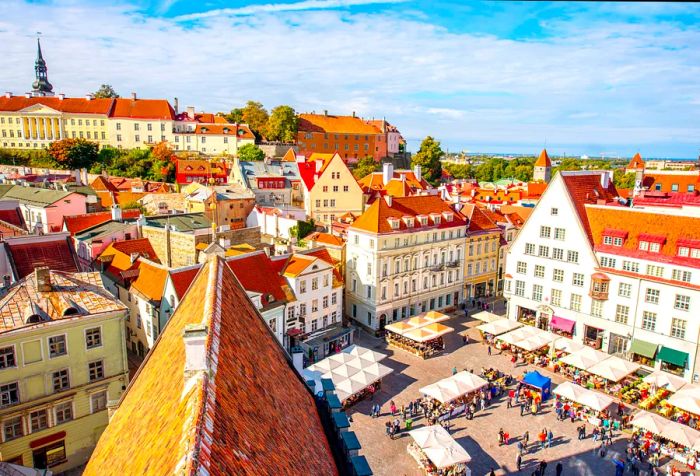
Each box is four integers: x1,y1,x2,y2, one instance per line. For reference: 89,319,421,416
4,1,700,157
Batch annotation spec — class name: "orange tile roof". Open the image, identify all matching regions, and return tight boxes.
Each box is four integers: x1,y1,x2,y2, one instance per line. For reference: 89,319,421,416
350,195,466,234
526,181,548,198
176,159,227,175
130,259,169,302
111,98,175,120
461,203,501,233
298,113,380,135
560,172,620,243
63,209,141,235
84,256,337,475
6,237,78,279
280,254,316,277
303,248,344,285
0,270,124,333
534,149,551,167
500,204,534,223
642,172,700,194
99,238,158,276
305,231,344,247
627,152,645,170
586,205,700,268
194,124,255,139
282,147,298,162
94,190,147,208
91,176,118,192
0,96,113,115
357,170,430,193
226,252,290,306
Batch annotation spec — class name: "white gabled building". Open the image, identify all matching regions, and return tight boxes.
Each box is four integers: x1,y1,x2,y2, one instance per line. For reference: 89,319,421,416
345,195,466,332
504,170,700,382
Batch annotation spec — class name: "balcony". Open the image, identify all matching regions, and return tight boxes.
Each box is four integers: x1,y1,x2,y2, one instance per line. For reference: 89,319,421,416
429,264,444,272
589,273,610,300
446,260,460,268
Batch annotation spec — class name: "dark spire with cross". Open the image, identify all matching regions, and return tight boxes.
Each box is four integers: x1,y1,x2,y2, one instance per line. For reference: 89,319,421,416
32,35,54,96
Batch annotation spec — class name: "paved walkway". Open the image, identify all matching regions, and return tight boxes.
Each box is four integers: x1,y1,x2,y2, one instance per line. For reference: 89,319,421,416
347,309,650,476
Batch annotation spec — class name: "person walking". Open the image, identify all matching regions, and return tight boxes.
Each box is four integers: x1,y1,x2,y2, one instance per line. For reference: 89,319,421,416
452,366,458,375
488,344,492,356
546,429,553,448
555,462,563,476
390,400,397,416
516,453,522,471
538,429,547,450
523,431,530,452
499,428,505,446
517,440,524,456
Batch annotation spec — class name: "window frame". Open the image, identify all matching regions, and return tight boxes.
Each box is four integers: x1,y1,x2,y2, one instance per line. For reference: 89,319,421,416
47,334,68,359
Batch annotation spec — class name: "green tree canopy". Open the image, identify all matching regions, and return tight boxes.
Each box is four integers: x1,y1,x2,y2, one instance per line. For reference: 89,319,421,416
48,138,98,169
224,108,244,123
412,136,444,185
352,156,380,179
93,84,119,98
242,101,269,139
613,169,637,189
266,105,298,142
237,143,265,162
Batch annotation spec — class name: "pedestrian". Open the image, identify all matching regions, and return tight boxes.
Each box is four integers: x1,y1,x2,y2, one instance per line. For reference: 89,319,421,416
520,401,526,416
471,298,476,308
452,366,457,375
546,429,553,448
517,440,524,455
504,431,510,445
516,453,522,471
407,401,413,417
531,401,538,416
538,429,546,450
555,462,563,476
390,400,397,416
605,427,613,445
499,428,505,446
385,421,392,438
487,344,492,356
523,430,530,449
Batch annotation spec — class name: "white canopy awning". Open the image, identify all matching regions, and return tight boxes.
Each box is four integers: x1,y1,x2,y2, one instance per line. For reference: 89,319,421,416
631,411,670,435
419,371,488,403
552,382,614,411
343,345,388,363
587,356,641,382
476,319,521,336
667,385,700,416
472,311,503,323
660,421,700,448
560,347,610,371
409,425,471,468
553,337,585,354
514,332,557,351
552,381,586,401
642,371,688,393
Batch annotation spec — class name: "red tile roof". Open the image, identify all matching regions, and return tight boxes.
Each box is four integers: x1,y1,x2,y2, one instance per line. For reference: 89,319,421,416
226,252,289,306
350,195,466,234
90,176,118,192
63,210,140,235
303,248,344,285
534,149,551,167
195,124,255,139
461,203,501,233
84,256,338,475
99,238,159,279
169,266,201,300
110,98,176,120
627,152,645,170
305,231,344,247
357,170,430,193
586,205,700,269
298,113,380,134
297,153,338,191
6,237,78,279
0,208,24,229
560,172,620,243
0,96,114,115
634,190,700,207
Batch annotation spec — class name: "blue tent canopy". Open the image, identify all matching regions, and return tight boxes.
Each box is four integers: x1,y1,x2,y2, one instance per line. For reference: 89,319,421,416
522,371,551,400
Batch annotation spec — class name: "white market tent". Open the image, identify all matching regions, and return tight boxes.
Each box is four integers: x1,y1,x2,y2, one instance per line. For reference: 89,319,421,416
472,311,503,323
631,411,669,435
497,325,541,345
660,422,700,448
667,385,700,416
303,345,393,402
419,371,488,404
514,332,557,352
409,425,472,468
385,312,452,341
587,356,641,382
553,337,585,354
476,319,521,336
642,371,688,393
552,382,614,412
403,323,454,343
560,347,610,371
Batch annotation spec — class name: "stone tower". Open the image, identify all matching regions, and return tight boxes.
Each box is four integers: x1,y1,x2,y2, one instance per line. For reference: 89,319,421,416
31,38,54,97
533,148,552,183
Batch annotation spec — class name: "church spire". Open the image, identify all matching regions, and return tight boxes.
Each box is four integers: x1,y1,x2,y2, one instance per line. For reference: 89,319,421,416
32,36,54,97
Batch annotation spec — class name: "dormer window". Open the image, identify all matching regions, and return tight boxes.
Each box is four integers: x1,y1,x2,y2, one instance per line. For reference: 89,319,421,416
442,211,454,222
403,216,415,228
677,239,700,259
430,213,441,225
602,229,627,247
638,233,665,253
223,127,229,134
201,127,207,133
417,215,428,226
387,217,400,230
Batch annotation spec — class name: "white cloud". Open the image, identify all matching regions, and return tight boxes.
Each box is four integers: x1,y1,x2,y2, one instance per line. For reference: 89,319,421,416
2,0,699,156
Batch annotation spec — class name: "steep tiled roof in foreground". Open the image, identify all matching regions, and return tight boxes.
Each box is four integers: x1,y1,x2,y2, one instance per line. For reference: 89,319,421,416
84,256,338,476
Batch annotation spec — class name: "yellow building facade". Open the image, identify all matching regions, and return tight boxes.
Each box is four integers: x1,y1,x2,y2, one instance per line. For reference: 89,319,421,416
463,206,502,300
0,268,128,472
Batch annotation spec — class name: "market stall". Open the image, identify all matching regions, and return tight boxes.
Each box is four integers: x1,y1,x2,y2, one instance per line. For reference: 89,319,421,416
303,345,393,407
553,381,615,423
643,371,688,393
632,410,700,467
560,347,610,371
419,371,488,404
476,319,521,337
408,425,472,476
471,311,503,323
496,326,554,365
588,355,641,383
666,384,700,423
385,312,454,358
552,337,585,354
521,371,552,401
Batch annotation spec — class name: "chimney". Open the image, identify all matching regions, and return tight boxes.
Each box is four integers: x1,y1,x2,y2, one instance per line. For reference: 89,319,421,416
186,106,195,119
24,92,31,99
384,195,392,207
183,323,209,375
600,171,611,189
292,347,304,375
34,267,51,293
4,92,11,98
131,92,137,101
58,93,65,100
323,109,328,116
414,164,422,182
111,204,123,222
73,169,82,186
174,97,179,114
382,162,393,184
315,160,323,173
352,111,356,118
85,93,93,101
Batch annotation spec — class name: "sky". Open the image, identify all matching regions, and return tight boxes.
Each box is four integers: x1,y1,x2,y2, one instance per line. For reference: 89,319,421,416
2,1,700,158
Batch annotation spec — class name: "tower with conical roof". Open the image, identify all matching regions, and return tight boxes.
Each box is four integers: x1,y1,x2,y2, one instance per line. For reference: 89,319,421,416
31,38,54,97
533,148,552,182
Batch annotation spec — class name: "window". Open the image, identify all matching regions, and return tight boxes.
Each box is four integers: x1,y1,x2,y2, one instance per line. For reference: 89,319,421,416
134,123,139,131
615,304,629,324
0,346,16,369
603,236,612,245
515,280,525,297
85,328,102,349
538,245,549,258
343,185,349,192
30,409,48,432
567,251,579,263
672,269,692,283
554,228,566,240
516,261,527,274
532,284,543,301
551,289,562,306
671,318,686,339
534,265,545,278
639,241,649,251
600,256,616,268
618,283,632,298
3,416,22,441
645,288,660,304
300,280,306,293
540,226,551,238
135,134,140,142
591,300,603,318
0,383,19,407
53,369,70,392
89,360,104,381
147,123,152,131
674,294,690,311
54,402,73,424
311,277,318,291
642,311,656,331
525,243,535,255
572,273,584,287
322,186,328,193
622,261,639,273
48,335,67,358
312,299,318,312
553,269,564,282
570,294,581,312
646,265,664,278
551,208,558,216
366,286,372,299
613,237,623,246
552,248,564,260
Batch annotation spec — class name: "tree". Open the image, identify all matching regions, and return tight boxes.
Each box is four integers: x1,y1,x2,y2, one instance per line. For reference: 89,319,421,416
613,169,637,189
352,156,380,179
242,101,269,139
48,138,98,169
266,105,298,142
93,84,119,98
237,143,265,162
289,219,316,245
151,141,175,163
412,136,444,185
224,108,244,123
